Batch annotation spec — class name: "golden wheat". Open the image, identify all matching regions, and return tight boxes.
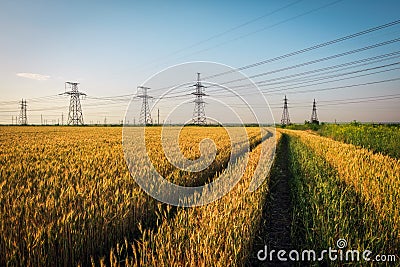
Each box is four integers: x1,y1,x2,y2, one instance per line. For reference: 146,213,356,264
0,126,265,266
104,129,280,266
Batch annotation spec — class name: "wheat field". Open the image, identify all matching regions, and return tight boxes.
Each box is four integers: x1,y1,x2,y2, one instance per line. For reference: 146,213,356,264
0,126,274,266
1,125,398,266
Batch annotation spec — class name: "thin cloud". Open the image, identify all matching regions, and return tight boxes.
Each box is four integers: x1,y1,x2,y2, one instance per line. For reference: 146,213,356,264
16,72,50,81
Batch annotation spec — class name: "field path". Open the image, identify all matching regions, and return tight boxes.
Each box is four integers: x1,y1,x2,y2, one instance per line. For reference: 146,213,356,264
249,134,293,266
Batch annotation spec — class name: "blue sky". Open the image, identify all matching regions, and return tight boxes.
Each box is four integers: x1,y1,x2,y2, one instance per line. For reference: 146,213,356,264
1,0,400,124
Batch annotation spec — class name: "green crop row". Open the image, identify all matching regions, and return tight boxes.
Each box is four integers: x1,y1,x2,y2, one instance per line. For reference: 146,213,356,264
286,131,399,265
318,124,400,159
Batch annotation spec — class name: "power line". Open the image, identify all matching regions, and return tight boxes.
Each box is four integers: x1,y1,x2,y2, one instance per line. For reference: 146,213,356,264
221,37,400,85
261,62,400,93
221,54,400,93
1,92,399,123
0,94,62,105
86,93,136,101
204,19,400,79
135,20,400,96
6,51,395,113
175,0,344,63
2,21,400,123
4,50,397,110
3,20,400,103
3,74,398,115
205,51,400,96
209,74,400,99
319,96,400,107
221,92,400,107
138,0,304,70
319,93,400,103
273,76,400,95
253,52,400,86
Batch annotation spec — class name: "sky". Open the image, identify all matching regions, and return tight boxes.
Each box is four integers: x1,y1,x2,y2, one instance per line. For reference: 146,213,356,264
1,0,400,124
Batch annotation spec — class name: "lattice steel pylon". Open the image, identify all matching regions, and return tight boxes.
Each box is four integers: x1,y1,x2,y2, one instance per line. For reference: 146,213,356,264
310,99,319,124
281,95,291,125
19,99,27,125
137,86,153,125
192,73,207,125
62,82,86,125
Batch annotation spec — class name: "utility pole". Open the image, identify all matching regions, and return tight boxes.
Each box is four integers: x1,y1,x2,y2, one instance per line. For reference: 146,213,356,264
310,99,319,124
61,82,86,125
19,99,27,125
281,95,290,126
158,108,160,125
104,116,107,125
61,113,64,125
137,86,152,125
192,73,207,125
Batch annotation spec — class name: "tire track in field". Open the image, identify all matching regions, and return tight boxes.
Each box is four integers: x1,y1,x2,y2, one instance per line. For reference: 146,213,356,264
249,134,293,266
96,130,274,266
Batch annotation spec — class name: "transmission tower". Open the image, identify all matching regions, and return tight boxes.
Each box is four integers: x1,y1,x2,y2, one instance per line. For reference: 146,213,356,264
19,99,27,125
137,86,153,125
62,82,86,125
192,73,207,125
281,95,290,126
310,99,319,124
